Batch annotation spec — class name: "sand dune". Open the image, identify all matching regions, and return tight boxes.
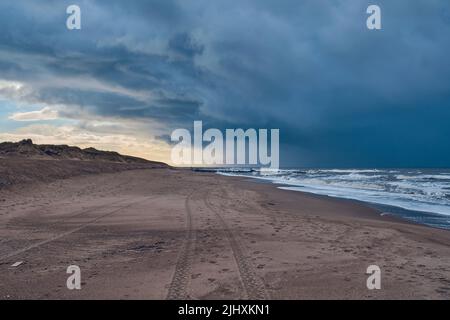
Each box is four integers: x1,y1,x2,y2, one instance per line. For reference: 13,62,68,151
0,140,168,188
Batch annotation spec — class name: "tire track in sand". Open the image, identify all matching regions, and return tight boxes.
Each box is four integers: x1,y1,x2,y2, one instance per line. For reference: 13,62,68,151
166,191,197,300
204,190,269,300
0,197,150,263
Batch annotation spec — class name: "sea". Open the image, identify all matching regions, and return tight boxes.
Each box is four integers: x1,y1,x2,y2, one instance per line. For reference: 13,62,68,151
195,168,450,230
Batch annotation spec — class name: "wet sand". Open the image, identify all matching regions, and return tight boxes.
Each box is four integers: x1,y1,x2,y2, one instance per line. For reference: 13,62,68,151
0,168,449,299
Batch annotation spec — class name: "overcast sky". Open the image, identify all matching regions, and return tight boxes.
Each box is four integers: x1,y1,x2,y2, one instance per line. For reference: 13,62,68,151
0,0,449,167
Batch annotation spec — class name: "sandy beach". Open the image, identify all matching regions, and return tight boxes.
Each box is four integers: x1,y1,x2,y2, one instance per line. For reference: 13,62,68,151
0,166,449,300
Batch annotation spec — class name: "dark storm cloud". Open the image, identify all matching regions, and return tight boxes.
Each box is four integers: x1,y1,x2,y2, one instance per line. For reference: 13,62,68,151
0,0,449,166
169,33,205,58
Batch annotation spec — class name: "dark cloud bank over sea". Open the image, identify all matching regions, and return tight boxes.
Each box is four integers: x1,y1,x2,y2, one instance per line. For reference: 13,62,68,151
0,0,449,167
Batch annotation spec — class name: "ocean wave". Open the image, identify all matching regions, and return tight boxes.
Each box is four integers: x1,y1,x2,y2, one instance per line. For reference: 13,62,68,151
306,169,383,174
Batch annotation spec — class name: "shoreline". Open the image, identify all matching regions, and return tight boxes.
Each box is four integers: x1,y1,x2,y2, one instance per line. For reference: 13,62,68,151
215,171,450,231
219,174,418,227
1,167,449,299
